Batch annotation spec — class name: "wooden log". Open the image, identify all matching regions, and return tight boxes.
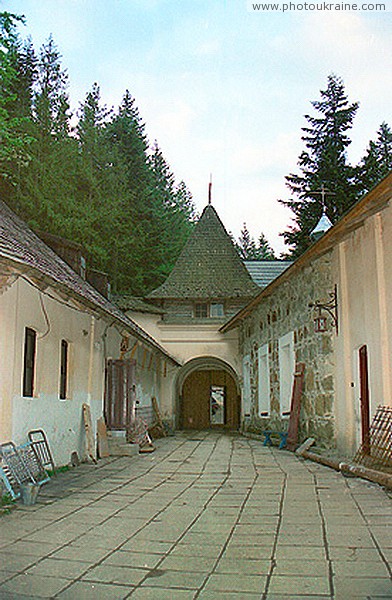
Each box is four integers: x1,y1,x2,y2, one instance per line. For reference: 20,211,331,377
286,363,305,451
97,417,109,458
300,450,392,489
82,403,97,463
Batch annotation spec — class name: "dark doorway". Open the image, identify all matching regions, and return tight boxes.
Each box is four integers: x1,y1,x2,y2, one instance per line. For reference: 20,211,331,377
104,359,136,430
359,345,370,454
181,369,239,429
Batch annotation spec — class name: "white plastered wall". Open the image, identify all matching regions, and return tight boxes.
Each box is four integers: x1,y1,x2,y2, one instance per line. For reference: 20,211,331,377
128,313,240,423
333,203,392,456
0,276,124,465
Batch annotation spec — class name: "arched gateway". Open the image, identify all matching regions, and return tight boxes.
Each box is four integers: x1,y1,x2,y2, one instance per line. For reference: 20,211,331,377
176,357,240,430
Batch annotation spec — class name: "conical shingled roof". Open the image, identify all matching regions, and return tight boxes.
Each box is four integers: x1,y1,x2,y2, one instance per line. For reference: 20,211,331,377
149,205,259,299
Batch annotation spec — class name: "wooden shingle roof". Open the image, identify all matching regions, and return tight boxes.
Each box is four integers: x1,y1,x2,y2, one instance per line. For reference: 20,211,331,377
149,205,259,300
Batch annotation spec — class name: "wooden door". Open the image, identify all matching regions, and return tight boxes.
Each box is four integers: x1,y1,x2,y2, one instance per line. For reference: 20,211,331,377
104,359,136,430
181,369,239,429
359,345,370,455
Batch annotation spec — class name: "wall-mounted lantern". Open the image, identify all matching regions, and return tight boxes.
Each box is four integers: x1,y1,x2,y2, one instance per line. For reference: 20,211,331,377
309,284,338,334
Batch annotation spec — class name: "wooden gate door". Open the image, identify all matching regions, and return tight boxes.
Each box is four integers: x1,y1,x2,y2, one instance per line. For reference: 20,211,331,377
104,359,136,430
181,369,239,430
359,345,370,455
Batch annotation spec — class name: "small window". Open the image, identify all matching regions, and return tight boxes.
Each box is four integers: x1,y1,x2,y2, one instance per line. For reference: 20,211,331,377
23,327,37,397
195,303,208,318
59,340,68,400
210,303,224,317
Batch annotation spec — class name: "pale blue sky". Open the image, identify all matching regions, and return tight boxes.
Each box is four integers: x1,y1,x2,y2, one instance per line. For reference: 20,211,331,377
3,0,392,253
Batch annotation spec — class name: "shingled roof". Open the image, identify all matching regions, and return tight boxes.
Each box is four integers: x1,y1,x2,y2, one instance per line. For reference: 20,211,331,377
0,200,179,365
244,260,293,289
149,204,259,300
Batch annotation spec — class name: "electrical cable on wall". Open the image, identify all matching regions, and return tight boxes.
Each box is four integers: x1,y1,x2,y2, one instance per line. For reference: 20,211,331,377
37,292,51,339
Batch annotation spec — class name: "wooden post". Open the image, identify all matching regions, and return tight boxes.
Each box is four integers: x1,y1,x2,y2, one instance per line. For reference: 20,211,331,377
286,363,305,451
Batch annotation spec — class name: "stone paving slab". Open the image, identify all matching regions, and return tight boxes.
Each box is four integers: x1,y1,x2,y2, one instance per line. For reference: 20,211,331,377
202,572,267,593
50,542,112,563
333,575,392,598
0,573,70,597
139,569,207,589
267,574,330,595
101,550,163,570
81,564,147,586
198,593,260,600
0,431,391,599
57,581,133,599
131,587,196,599
25,557,91,580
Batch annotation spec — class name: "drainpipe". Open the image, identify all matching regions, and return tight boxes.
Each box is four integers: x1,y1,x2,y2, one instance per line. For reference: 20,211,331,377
86,315,96,406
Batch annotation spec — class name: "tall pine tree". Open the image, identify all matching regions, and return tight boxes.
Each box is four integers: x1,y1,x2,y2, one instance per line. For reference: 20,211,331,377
237,224,275,260
281,74,359,257
357,122,392,194
237,223,257,259
13,35,78,230
0,12,33,192
256,233,275,260
148,142,195,285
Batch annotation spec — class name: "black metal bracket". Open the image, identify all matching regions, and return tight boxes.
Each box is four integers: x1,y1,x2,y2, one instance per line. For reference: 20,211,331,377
309,284,338,333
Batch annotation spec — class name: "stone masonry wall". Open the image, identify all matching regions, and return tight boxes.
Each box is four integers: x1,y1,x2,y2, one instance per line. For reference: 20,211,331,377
240,251,336,448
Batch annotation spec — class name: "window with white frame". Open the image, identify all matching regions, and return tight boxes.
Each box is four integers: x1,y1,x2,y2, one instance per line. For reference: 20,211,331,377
279,332,295,416
242,354,251,417
210,303,224,317
194,302,225,318
258,344,270,416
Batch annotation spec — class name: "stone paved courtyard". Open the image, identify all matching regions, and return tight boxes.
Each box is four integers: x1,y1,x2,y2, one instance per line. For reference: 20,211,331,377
0,431,391,599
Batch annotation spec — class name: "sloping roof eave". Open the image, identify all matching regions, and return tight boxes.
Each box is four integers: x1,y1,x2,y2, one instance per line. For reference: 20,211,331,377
0,247,180,367
0,200,180,366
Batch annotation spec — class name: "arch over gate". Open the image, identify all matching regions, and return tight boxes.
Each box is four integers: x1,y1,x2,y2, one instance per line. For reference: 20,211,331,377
175,357,241,430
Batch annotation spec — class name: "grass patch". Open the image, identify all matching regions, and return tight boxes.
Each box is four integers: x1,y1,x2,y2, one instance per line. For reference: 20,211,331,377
46,464,71,477
1,493,14,507
1,493,16,515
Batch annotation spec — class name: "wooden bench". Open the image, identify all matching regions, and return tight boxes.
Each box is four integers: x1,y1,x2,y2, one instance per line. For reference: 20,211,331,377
262,431,288,450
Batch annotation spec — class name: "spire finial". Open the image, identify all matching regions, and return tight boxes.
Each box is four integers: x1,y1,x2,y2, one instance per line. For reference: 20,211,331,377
208,174,212,205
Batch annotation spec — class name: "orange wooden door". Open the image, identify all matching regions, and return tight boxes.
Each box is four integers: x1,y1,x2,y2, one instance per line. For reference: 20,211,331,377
181,370,239,429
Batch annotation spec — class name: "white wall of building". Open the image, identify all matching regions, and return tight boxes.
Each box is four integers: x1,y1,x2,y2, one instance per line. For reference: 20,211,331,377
0,276,163,465
333,204,392,455
128,313,240,422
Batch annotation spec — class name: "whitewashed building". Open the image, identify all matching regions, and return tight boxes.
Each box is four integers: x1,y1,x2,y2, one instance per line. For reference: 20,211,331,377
0,201,179,466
